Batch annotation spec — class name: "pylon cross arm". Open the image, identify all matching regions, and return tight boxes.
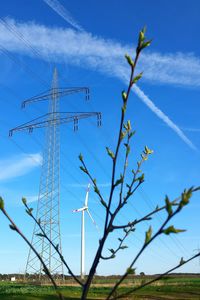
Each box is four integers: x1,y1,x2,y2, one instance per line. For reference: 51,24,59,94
9,112,102,136
22,87,90,108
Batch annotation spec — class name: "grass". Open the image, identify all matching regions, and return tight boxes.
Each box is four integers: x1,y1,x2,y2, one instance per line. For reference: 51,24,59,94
0,275,200,299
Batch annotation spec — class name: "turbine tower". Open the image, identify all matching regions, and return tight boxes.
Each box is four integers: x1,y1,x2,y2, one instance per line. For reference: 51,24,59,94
9,69,101,279
73,184,98,279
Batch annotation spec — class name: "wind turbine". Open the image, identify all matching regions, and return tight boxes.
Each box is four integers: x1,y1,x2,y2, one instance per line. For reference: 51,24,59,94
73,184,98,279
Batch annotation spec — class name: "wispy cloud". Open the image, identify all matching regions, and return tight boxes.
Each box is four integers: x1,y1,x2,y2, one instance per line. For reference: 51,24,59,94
43,0,84,31
0,18,198,149
0,153,42,181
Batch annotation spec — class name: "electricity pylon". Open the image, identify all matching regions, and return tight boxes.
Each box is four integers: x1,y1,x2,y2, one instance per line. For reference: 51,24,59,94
9,68,101,279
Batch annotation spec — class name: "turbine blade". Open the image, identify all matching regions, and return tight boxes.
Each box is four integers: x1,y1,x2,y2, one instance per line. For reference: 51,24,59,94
72,207,84,213
84,183,90,207
87,209,100,232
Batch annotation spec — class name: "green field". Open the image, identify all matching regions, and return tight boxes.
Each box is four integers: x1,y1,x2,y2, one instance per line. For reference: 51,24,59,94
1,276,200,299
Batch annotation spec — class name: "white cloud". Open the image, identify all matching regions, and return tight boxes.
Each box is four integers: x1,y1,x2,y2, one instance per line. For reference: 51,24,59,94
0,153,42,181
43,0,84,31
0,18,197,150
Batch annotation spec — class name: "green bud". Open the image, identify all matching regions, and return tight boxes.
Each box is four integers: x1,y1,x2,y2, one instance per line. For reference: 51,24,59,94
106,147,115,159
127,120,131,132
129,130,136,138
0,197,4,210
165,196,173,216
132,72,143,85
22,197,27,205
114,175,124,187
100,199,107,208
139,31,145,43
79,166,88,174
35,233,45,237
9,224,17,231
141,39,152,49
179,257,185,265
120,245,128,250
26,208,33,215
94,185,100,194
109,248,115,254
122,91,127,102
145,226,152,244
120,131,127,140
126,267,136,275
137,173,145,183
125,54,134,67
141,153,148,161
78,153,83,162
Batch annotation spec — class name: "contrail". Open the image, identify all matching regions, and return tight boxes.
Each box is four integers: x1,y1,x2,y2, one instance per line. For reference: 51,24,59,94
43,0,84,31
132,85,197,151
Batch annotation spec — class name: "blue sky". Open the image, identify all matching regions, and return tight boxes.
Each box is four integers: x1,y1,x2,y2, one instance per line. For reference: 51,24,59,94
0,0,200,276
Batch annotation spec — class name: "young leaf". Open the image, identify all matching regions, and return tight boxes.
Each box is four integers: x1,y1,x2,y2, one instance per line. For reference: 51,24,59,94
179,187,193,209
144,146,153,155
145,226,152,244
163,225,186,235
165,196,173,216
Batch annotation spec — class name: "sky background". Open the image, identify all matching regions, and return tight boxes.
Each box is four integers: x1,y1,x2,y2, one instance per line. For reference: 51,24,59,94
0,0,200,276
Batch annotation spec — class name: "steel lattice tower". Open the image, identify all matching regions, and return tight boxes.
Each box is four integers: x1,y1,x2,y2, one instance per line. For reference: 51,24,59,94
9,68,101,278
